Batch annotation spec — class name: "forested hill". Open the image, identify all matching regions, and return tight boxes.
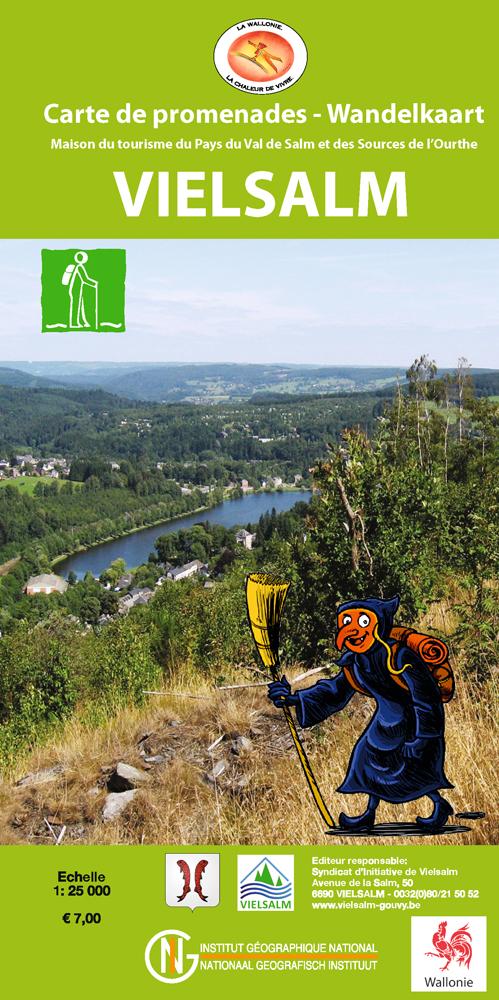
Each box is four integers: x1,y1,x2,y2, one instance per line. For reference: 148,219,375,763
97,363,404,401
251,370,499,403
1,369,498,462
0,361,406,400
0,385,390,462
0,387,131,455
1,362,497,404
472,371,499,396
0,367,65,389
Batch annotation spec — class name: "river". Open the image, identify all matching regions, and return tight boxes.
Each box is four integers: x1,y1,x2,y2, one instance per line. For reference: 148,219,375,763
57,490,311,579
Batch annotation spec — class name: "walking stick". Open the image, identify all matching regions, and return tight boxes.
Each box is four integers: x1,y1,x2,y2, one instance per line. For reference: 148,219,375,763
245,573,336,829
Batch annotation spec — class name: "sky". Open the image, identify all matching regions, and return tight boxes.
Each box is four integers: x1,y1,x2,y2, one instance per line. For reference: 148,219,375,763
0,239,497,368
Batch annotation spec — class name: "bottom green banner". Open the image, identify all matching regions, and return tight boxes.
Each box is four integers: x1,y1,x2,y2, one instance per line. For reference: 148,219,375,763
2,844,493,996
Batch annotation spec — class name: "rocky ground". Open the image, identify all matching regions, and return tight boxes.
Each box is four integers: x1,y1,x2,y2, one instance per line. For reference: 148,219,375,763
0,665,496,846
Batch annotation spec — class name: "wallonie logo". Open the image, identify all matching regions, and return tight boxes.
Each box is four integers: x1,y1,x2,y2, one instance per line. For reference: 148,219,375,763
214,19,307,94
411,916,487,992
145,929,199,984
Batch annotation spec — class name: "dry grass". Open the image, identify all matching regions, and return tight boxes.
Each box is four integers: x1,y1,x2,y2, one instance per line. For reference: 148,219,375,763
0,663,496,847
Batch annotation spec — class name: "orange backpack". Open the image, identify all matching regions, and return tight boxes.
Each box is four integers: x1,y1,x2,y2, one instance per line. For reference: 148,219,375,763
343,626,455,703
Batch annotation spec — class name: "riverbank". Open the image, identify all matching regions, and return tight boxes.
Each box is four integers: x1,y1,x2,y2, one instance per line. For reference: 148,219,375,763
55,489,311,580
51,503,213,570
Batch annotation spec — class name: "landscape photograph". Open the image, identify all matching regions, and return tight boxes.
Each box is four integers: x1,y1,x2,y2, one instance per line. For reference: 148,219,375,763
0,239,497,846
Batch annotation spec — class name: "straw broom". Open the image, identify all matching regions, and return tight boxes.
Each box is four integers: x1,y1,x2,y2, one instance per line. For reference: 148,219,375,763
246,573,336,829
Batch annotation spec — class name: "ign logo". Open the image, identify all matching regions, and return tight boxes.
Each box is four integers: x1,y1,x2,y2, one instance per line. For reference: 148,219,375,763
145,929,199,985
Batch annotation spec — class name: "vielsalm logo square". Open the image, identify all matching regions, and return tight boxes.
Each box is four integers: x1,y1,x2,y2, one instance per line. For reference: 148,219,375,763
411,916,486,992
237,854,294,911
41,248,126,332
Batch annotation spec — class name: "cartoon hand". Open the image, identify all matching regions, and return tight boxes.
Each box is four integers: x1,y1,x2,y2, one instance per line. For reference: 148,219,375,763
268,676,299,709
403,738,428,759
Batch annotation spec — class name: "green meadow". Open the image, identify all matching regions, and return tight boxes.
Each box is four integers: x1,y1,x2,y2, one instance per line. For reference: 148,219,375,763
0,477,82,495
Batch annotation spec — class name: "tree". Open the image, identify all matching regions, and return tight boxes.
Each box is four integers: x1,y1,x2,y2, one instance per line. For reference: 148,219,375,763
432,372,454,482
406,354,437,468
78,593,101,624
99,558,126,587
100,590,119,616
456,356,473,443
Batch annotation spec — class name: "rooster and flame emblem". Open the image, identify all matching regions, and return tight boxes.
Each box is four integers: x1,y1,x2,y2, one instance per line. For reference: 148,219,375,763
426,921,473,971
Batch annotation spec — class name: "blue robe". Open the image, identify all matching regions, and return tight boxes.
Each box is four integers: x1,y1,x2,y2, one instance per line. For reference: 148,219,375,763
295,597,453,804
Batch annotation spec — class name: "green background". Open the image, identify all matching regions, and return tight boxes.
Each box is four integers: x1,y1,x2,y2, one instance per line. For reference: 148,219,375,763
1,844,494,996
2,1,498,236
1,2,497,994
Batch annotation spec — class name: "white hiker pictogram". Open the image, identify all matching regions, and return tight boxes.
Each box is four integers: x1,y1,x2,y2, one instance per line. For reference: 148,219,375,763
62,251,99,329
42,247,126,333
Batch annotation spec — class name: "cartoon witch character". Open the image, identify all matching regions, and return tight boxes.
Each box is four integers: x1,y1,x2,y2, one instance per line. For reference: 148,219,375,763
267,594,455,832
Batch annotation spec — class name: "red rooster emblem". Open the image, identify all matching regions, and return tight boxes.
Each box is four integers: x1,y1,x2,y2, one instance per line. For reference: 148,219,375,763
426,921,472,971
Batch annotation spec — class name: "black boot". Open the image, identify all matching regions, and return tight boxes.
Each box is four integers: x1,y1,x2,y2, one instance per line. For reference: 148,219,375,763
416,793,453,831
339,796,379,831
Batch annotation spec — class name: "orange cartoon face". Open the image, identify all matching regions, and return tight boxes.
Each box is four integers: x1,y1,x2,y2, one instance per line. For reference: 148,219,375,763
336,607,379,653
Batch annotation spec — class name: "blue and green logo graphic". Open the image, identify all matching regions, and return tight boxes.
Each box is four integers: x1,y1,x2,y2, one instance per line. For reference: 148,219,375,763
41,248,126,332
237,854,294,910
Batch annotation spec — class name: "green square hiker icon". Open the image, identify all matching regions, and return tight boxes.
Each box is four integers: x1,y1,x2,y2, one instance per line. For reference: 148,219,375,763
41,249,126,332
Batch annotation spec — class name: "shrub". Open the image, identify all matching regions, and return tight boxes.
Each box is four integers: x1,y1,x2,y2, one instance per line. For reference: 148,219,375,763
0,615,80,765
87,617,159,709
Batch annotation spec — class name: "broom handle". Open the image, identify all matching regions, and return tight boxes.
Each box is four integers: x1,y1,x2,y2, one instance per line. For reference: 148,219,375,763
271,664,336,829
